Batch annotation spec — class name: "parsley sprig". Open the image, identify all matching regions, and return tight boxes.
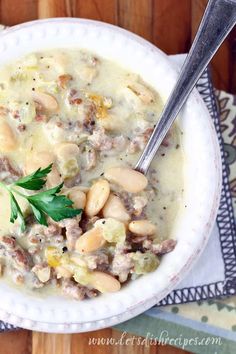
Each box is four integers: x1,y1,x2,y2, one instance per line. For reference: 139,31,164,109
0,164,82,232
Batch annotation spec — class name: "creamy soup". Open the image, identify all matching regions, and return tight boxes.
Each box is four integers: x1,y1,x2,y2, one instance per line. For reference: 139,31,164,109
0,50,183,299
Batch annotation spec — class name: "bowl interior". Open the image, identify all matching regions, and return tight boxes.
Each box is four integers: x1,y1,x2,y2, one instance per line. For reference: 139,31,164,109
0,19,221,332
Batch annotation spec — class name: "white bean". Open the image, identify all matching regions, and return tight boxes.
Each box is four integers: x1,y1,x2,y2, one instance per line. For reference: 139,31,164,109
75,227,105,253
70,255,87,267
104,167,147,193
56,266,73,279
32,91,58,112
102,194,130,223
32,265,51,283
0,121,17,152
55,143,80,178
85,179,110,217
76,186,89,193
68,187,86,209
127,82,154,104
98,114,124,132
89,271,121,293
55,143,79,160
25,151,55,175
46,165,62,188
78,66,98,83
129,220,156,236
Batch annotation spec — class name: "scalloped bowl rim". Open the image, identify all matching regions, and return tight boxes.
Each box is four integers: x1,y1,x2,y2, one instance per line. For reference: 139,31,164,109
0,18,221,333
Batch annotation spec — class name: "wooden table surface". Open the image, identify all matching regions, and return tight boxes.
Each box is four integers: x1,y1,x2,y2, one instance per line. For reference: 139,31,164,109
0,1,234,353
1,329,192,354
0,0,235,93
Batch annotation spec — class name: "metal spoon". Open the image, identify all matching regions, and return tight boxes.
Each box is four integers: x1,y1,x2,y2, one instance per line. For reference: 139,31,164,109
135,0,236,174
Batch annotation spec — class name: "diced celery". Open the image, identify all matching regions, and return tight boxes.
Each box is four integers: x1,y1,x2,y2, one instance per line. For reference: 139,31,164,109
25,66,38,71
73,266,91,286
10,72,29,82
58,158,79,179
131,251,159,274
50,85,59,94
95,218,126,244
8,100,36,124
20,103,36,124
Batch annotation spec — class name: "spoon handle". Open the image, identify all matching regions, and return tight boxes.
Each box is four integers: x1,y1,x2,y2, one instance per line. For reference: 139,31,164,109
135,0,236,174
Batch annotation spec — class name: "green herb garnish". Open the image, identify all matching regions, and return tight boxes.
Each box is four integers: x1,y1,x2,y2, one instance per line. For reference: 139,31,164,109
0,164,82,232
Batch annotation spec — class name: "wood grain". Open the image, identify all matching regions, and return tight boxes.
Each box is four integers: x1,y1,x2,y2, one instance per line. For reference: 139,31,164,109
191,0,236,92
32,331,71,354
152,0,191,54
32,330,189,354
118,0,153,41
229,28,236,93
0,329,192,354
0,0,235,91
0,330,31,354
0,0,37,25
38,0,69,18
75,0,117,24
0,0,234,353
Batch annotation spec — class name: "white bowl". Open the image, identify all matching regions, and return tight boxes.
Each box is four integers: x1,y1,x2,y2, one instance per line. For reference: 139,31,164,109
0,18,221,333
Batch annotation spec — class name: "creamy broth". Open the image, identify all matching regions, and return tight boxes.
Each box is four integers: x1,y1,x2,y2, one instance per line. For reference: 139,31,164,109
0,50,183,299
